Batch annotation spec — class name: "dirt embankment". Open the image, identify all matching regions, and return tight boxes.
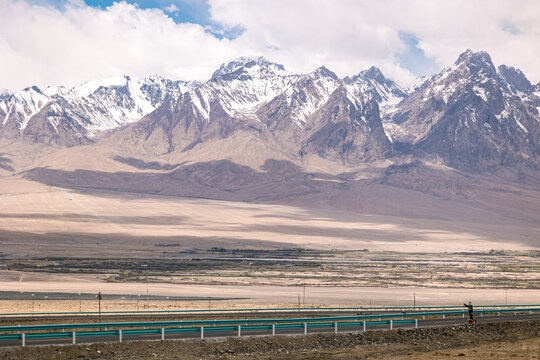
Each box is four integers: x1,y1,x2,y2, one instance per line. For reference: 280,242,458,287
1,320,539,359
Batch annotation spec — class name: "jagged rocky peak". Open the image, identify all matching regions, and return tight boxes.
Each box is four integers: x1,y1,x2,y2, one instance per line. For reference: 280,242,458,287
386,48,539,171
498,65,534,95
454,49,497,78
300,83,391,163
361,66,386,83
210,56,286,81
0,73,197,146
344,66,407,106
311,66,338,80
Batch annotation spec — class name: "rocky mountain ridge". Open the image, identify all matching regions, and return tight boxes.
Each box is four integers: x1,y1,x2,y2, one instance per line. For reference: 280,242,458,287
0,75,196,146
2,50,539,172
387,50,539,171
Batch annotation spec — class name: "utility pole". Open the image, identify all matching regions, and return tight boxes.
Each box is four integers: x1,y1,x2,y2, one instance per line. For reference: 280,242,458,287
97,292,102,324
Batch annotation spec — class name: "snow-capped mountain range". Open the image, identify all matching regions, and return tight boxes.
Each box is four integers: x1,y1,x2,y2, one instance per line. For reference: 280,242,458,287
0,75,196,145
387,50,540,171
1,50,539,172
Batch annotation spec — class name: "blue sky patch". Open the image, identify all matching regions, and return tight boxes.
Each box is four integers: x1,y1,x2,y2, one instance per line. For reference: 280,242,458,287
83,0,244,39
396,31,439,77
27,0,243,39
500,21,521,35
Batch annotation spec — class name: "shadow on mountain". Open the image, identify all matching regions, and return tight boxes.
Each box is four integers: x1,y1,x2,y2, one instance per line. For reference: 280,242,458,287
0,229,300,257
23,159,348,202
0,153,14,171
219,223,427,243
22,158,540,228
0,213,188,225
113,156,184,171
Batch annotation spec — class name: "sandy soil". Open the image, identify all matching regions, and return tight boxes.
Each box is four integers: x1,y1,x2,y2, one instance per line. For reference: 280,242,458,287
393,337,540,359
0,178,537,257
0,280,538,312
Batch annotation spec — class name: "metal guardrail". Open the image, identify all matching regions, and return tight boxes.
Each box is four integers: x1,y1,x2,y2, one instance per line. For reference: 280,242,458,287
0,307,540,340
0,304,537,317
2,318,421,346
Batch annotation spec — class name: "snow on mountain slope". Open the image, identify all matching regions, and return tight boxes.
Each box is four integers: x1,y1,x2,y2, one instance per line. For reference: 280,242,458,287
0,75,195,145
256,66,340,132
0,86,49,132
300,82,391,163
345,66,408,107
203,57,295,116
344,67,408,140
386,49,539,170
121,58,394,164
2,51,536,172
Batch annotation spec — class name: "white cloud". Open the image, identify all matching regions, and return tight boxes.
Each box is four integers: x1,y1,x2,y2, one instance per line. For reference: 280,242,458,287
208,0,540,86
0,0,241,90
1,0,539,91
163,4,178,14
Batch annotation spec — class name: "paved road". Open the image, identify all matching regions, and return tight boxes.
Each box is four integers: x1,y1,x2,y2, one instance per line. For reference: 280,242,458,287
0,309,493,322
1,312,538,348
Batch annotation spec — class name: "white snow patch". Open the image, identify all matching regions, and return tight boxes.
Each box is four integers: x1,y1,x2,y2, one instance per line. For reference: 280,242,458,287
515,118,528,133
73,76,127,97
473,86,488,103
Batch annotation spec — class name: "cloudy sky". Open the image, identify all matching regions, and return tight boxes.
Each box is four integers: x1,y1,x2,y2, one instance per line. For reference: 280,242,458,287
1,0,539,91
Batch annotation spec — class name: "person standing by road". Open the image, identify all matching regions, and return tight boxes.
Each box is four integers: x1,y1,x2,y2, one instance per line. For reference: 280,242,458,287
464,301,474,322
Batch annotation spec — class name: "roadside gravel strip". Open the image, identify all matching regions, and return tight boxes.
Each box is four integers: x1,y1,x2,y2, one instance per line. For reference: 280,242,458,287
0,320,538,359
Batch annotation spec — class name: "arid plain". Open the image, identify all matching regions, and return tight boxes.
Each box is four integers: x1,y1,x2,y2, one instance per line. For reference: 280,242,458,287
0,165,539,310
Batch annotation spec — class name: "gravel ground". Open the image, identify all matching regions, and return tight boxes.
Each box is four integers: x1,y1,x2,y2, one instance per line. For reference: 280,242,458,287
0,320,538,359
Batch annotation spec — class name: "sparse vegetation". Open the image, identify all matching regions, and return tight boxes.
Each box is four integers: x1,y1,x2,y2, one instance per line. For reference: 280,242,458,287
2,249,538,289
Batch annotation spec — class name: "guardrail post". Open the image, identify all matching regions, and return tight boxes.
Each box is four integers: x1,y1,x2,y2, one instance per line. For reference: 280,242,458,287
237,325,241,337
72,331,76,344
161,328,165,340
363,321,366,332
119,329,122,343
21,333,25,347
442,314,445,319
530,311,533,315
334,322,338,334
498,312,500,316
304,322,307,335
422,315,425,320
272,324,275,336
480,312,483,317
390,320,393,330
514,311,517,315
415,319,418,328
462,313,465,318
200,327,204,340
